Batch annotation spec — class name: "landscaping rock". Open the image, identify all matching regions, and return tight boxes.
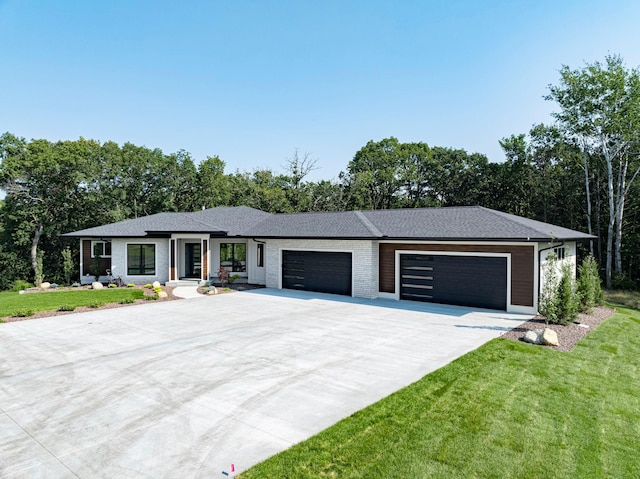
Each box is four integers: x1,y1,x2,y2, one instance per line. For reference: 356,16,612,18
152,281,161,288
91,282,104,290
542,328,559,346
40,282,51,290
523,329,543,345
207,288,218,295
157,291,168,298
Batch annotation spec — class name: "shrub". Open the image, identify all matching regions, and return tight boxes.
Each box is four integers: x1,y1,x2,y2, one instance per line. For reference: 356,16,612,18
89,301,105,309
58,304,75,312
62,247,74,286
611,273,637,291
71,282,81,288
120,297,136,304
127,283,135,288
144,294,159,301
539,253,560,324
153,286,163,293
35,250,44,288
108,283,117,288
577,256,604,312
11,280,34,292
13,308,34,317
144,283,153,288
50,283,58,289
556,263,578,324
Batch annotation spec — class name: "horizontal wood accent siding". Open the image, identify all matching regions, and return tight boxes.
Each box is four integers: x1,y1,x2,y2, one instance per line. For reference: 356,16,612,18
81,240,111,276
379,243,534,307
170,239,176,281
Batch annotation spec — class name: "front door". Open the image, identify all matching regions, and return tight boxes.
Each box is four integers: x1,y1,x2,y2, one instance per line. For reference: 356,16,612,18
185,243,201,278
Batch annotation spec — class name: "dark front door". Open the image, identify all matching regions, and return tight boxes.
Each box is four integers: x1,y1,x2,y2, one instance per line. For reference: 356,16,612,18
185,243,201,278
282,250,352,296
400,254,507,310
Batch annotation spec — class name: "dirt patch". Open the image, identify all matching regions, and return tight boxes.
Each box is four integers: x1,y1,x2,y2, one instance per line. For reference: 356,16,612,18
2,285,179,323
500,306,617,352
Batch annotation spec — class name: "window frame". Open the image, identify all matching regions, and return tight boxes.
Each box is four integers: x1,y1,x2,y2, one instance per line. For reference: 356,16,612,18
126,243,157,276
257,243,264,267
91,240,112,258
553,246,566,261
220,242,247,273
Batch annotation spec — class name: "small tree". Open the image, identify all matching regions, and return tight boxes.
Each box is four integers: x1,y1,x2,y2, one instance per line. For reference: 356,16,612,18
556,262,578,324
539,253,560,324
34,250,44,288
90,254,102,282
62,247,74,286
576,255,604,312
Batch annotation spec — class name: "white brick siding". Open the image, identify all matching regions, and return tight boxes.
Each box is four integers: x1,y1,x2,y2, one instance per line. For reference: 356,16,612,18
110,238,170,285
263,239,379,299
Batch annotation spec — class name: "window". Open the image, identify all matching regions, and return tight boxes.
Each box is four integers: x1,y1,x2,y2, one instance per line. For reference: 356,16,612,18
553,246,566,261
127,244,156,275
91,241,111,258
220,243,246,272
257,243,264,267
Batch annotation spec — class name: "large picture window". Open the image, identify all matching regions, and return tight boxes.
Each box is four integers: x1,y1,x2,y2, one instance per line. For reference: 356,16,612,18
91,240,111,258
220,243,246,272
127,244,156,275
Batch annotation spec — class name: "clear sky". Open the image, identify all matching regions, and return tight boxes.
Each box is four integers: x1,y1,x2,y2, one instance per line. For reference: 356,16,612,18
1,0,639,181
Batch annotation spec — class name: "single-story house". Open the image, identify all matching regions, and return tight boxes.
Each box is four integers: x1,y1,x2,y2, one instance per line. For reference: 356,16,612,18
62,205,595,314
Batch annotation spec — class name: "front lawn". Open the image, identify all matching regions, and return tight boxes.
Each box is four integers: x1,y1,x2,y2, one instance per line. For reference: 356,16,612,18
241,308,640,478
0,289,144,318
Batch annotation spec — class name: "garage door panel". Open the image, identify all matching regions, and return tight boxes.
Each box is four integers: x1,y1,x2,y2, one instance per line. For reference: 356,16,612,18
282,251,352,296
400,254,507,310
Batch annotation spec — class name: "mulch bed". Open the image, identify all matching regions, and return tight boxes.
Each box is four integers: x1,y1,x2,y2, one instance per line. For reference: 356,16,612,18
500,306,617,352
2,285,179,323
196,283,266,295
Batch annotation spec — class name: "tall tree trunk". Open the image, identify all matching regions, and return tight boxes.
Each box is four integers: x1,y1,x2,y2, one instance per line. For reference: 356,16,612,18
30,223,44,273
581,143,594,255
603,140,615,289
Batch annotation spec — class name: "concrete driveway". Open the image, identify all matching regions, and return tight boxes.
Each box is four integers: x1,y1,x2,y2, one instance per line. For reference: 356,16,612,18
0,289,530,478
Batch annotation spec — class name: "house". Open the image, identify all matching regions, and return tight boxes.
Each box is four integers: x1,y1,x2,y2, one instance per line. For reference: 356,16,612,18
62,205,595,314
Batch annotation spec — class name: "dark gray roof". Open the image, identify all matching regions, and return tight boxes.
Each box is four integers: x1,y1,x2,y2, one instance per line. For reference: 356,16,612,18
245,206,594,241
63,205,594,242
62,206,270,237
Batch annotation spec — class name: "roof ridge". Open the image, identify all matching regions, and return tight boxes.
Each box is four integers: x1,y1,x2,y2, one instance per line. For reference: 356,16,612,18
477,207,550,239
354,211,384,237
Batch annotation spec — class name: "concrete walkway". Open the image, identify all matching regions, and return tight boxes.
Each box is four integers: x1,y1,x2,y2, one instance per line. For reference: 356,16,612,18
171,284,202,299
0,289,531,478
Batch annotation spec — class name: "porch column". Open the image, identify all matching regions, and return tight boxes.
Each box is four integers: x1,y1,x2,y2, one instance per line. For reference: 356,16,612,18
170,239,177,281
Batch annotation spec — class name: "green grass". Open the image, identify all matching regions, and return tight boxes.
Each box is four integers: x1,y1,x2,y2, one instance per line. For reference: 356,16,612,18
0,289,144,317
605,289,640,310
241,308,640,479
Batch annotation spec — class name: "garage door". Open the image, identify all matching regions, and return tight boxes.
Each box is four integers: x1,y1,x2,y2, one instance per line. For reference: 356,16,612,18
282,250,352,296
400,254,507,310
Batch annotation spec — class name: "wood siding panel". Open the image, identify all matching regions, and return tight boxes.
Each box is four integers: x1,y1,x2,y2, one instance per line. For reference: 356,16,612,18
170,239,176,281
202,240,208,279
379,243,534,307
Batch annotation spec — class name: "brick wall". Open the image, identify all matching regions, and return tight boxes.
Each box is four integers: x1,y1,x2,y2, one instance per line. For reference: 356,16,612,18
264,239,379,299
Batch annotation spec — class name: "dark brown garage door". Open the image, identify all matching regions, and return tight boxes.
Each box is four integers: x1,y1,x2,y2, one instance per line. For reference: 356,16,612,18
282,251,352,296
400,254,507,310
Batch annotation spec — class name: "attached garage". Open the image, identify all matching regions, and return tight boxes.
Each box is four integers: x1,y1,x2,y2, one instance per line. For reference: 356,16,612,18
282,250,352,296
399,253,508,310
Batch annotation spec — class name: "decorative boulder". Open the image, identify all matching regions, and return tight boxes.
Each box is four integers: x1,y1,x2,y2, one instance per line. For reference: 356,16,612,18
157,291,168,298
152,281,161,289
523,329,543,345
542,328,559,346
91,282,104,290
207,287,218,295
40,282,51,290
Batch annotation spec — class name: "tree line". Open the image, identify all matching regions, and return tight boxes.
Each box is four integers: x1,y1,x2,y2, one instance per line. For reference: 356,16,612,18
1,54,639,290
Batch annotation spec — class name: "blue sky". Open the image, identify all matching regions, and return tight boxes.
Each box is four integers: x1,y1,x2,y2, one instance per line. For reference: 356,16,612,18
1,0,639,181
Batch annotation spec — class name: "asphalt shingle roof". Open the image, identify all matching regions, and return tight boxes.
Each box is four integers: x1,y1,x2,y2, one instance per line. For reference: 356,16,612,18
63,205,595,242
